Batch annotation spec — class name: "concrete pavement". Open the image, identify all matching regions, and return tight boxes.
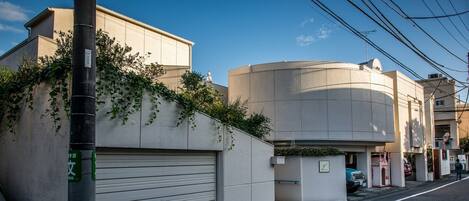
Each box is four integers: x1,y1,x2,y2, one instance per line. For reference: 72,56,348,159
348,174,468,201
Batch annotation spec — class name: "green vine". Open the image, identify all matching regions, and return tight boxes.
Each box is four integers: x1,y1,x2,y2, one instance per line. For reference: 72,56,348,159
0,31,271,145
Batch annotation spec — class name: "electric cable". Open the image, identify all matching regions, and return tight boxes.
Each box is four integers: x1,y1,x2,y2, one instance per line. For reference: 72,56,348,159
311,0,424,80
425,78,443,103
449,0,469,32
434,0,469,45
383,0,467,65
348,0,468,87
421,0,469,50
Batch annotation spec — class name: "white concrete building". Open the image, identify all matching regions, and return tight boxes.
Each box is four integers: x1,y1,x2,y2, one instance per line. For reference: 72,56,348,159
228,59,396,199
0,6,274,201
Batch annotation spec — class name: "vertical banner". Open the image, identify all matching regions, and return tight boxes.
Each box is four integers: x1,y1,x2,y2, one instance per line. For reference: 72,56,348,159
68,150,81,182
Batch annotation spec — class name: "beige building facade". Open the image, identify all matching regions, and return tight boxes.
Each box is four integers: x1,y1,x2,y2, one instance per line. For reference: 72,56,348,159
0,6,193,90
417,76,459,150
384,71,428,187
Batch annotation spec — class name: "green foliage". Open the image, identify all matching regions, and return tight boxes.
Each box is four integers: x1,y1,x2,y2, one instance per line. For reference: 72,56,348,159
0,30,271,142
178,71,272,141
275,147,344,157
460,137,469,153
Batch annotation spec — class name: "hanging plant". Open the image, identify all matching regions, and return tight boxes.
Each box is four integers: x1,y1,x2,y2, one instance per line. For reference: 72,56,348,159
0,30,271,145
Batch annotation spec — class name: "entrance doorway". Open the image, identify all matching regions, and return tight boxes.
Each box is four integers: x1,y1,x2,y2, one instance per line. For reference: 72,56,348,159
404,153,416,181
434,149,440,180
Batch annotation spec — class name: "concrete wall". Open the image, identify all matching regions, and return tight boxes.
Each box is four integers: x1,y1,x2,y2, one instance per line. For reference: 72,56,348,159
418,78,459,149
30,11,54,39
384,71,426,153
35,7,192,68
457,103,469,139
222,129,275,201
384,71,427,187
0,86,274,201
274,155,346,201
228,61,395,143
424,96,435,148
0,84,69,201
274,157,302,201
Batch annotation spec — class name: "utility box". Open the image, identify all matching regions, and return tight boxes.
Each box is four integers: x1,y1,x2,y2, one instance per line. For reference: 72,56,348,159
271,156,286,165
371,155,390,187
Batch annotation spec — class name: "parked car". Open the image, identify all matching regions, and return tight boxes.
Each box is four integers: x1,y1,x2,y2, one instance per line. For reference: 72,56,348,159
404,158,413,177
346,168,367,193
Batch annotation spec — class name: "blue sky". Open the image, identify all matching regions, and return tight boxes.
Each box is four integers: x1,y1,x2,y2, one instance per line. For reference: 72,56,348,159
0,0,468,94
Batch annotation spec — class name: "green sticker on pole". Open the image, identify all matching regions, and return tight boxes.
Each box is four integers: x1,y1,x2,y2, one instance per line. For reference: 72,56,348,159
92,151,96,181
68,150,81,182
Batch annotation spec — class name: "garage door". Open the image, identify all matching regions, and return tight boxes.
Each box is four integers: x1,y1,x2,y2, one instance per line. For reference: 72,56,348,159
96,151,217,201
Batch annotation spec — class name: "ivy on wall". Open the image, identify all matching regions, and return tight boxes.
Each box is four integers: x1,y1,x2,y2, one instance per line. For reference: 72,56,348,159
275,147,344,157
0,31,271,143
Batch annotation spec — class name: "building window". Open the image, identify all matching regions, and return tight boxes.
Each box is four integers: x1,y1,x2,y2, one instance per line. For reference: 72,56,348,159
435,100,445,106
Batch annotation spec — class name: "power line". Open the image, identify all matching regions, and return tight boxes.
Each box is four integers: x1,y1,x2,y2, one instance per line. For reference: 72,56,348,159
311,0,465,104
384,0,468,65
310,0,424,80
358,0,468,101
434,0,469,45
348,0,468,87
458,88,468,120
421,0,469,50
425,78,443,103
434,85,468,99
449,0,469,32
404,9,469,19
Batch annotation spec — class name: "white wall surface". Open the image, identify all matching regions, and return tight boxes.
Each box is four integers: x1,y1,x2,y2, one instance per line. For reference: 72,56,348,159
301,156,346,201
0,84,69,201
274,155,346,201
0,35,56,70
274,157,302,201
222,129,275,201
228,61,394,143
44,8,192,68
0,86,274,201
384,71,426,154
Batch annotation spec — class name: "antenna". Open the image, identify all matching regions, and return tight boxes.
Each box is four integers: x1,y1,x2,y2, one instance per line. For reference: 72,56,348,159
360,30,377,60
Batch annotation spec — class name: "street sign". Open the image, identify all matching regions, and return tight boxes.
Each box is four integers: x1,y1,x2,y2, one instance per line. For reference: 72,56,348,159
68,150,81,182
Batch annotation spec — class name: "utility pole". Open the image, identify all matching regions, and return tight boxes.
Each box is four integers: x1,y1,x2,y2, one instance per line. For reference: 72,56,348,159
68,0,96,200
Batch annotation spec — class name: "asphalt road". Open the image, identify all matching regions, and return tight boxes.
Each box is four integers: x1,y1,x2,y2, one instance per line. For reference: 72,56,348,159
399,177,469,201
367,176,469,201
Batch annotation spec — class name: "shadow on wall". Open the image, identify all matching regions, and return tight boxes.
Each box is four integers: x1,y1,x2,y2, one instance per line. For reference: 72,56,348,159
247,86,394,142
403,119,425,151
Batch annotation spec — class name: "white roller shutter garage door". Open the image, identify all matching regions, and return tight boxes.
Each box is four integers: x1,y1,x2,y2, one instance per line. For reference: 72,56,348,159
96,150,216,201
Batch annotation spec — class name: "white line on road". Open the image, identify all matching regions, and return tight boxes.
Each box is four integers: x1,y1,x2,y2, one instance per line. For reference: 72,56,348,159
395,176,469,201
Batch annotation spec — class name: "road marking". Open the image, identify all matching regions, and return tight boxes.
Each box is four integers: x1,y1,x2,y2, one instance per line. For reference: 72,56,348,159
395,176,469,201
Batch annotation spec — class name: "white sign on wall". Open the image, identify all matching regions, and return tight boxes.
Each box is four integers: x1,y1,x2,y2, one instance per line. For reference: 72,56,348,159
319,160,330,173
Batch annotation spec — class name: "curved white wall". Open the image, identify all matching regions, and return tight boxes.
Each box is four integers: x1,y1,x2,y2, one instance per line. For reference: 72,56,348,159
228,61,395,143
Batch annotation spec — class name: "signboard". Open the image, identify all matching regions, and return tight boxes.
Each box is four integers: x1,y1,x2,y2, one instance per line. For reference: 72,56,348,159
68,150,81,182
319,160,330,173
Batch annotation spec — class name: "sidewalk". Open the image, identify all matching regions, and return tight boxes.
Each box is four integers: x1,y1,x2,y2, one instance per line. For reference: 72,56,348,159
347,174,467,201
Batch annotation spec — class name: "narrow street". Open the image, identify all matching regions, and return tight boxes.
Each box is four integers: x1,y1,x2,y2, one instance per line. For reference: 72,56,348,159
395,177,469,201
359,175,469,201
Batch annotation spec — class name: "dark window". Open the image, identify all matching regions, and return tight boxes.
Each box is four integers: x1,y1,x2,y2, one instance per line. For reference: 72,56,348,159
435,100,445,106
435,125,450,138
